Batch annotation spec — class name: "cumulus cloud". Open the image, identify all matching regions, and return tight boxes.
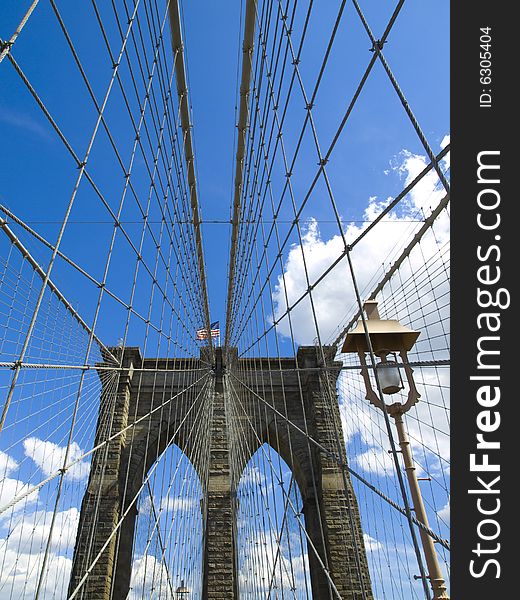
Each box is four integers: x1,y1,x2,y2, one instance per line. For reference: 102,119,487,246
363,533,383,553
139,493,199,517
0,549,73,600
340,366,450,479
159,496,198,514
138,494,153,516
437,501,450,525
23,437,90,481
271,139,450,345
239,464,267,489
352,446,395,477
406,369,450,473
362,536,439,599
238,528,309,595
0,450,39,520
129,554,175,600
132,493,203,598
0,450,18,476
0,477,39,520
1,507,79,555
0,507,79,599
0,443,85,596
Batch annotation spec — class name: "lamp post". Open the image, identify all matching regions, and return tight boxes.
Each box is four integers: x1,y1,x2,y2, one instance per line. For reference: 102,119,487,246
342,300,449,600
175,580,189,599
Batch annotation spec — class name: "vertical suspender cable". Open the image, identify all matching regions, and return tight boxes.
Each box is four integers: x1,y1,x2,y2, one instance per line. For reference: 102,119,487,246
168,0,214,359
225,0,257,349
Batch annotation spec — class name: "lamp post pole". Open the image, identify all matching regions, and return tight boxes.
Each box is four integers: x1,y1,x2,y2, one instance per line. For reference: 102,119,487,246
342,300,450,600
391,409,449,599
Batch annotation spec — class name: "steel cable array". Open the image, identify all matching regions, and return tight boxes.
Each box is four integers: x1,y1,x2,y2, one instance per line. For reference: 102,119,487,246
0,0,449,598
225,0,449,598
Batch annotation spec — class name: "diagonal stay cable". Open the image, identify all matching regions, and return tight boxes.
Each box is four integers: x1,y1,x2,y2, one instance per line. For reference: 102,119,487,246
0,3,142,434
167,0,213,357
229,367,448,548
0,371,211,517
0,0,40,64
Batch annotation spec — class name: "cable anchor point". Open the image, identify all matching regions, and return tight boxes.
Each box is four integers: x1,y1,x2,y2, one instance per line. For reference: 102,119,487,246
370,39,385,52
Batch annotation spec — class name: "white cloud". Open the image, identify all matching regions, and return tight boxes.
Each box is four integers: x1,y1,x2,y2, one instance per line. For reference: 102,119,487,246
353,446,395,477
437,501,450,525
0,507,79,600
271,139,450,345
159,496,198,514
0,106,53,141
0,451,39,529
129,554,174,600
239,465,267,489
440,135,451,167
0,548,72,600
362,537,440,600
339,367,450,477
139,493,199,517
0,451,18,476
0,443,85,595
138,494,153,516
23,438,90,481
363,533,383,553
0,477,39,521
1,507,79,555
238,528,309,595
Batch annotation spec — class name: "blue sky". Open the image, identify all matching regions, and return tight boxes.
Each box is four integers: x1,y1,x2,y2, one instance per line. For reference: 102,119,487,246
0,1,449,598
1,0,449,351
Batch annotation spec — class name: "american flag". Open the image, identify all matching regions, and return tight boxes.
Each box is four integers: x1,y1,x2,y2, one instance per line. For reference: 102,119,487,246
196,321,220,340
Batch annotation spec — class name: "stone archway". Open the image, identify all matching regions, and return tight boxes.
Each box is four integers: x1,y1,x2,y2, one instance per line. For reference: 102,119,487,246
129,444,204,599
226,347,374,599
69,346,373,599
235,442,312,597
68,347,211,600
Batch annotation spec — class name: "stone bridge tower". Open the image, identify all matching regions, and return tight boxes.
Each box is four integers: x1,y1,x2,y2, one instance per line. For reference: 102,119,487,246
68,346,373,599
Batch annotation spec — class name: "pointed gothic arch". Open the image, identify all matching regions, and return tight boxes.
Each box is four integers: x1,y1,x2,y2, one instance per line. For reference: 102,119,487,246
128,443,204,599
68,348,211,599
236,442,312,598
69,346,373,599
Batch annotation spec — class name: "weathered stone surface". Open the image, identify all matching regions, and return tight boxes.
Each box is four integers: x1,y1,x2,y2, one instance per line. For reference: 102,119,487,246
69,346,373,599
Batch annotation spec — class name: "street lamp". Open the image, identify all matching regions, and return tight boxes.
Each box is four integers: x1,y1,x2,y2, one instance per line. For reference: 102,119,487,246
342,300,449,600
175,580,189,599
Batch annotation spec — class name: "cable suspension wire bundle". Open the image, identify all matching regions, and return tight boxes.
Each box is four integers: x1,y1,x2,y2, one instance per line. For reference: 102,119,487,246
225,0,450,598
0,1,213,598
1,0,448,598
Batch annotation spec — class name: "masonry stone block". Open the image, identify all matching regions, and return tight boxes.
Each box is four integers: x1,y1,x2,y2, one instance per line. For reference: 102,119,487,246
69,346,373,599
